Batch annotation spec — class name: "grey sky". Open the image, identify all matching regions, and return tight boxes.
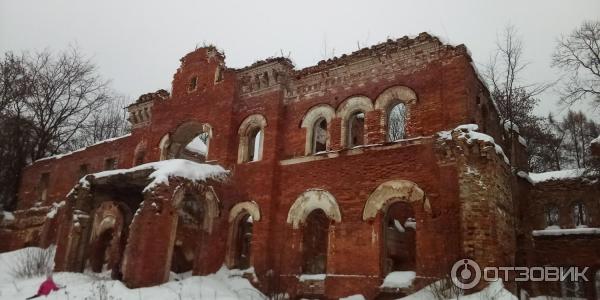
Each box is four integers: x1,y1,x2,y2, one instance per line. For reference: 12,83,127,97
1,0,599,117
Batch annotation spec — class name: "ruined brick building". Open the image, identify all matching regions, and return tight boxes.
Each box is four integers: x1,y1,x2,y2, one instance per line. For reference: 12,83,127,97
1,32,599,299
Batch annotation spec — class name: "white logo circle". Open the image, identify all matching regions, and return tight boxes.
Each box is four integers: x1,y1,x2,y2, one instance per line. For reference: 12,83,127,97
451,259,481,290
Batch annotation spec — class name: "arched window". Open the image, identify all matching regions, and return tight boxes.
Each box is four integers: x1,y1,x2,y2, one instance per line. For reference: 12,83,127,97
387,103,406,141
312,118,328,153
248,128,263,162
188,76,198,92
232,213,253,269
545,205,560,228
167,122,212,162
302,209,329,274
347,111,365,147
382,201,416,274
572,202,587,227
238,114,267,163
181,131,210,162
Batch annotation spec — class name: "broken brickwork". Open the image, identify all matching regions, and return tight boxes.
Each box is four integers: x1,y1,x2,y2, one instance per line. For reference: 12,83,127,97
1,33,598,299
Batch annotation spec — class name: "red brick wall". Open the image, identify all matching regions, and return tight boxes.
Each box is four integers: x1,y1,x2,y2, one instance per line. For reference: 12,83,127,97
4,35,538,298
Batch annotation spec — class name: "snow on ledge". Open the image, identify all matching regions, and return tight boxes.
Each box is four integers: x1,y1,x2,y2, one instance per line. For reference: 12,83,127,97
1,211,15,221
526,169,585,184
298,274,326,281
80,159,229,192
35,133,132,163
437,124,510,165
533,227,600,237
380,271,416,289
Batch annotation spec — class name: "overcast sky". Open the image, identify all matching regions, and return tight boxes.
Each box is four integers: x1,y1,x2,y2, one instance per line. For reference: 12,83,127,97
1,0,599,117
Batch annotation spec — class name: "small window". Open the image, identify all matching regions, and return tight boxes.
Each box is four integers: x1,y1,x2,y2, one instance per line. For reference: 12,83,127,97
572,202,587,227
214,67,224,83
248,128,262,162
188,76,198,92
312,118,327,154
347,111,365,148
39,173,50,202
545,205,560,228
388,103,406,141
104,158,117,171
78,164,89,178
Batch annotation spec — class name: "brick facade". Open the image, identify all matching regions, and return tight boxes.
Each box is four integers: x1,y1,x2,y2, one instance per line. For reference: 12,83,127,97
1,32,599,299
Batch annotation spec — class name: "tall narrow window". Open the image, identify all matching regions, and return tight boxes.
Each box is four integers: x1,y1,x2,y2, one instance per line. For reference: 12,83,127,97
388,103,406,141
39,173,50,202
233,213,253,269
573,202,587,227
302,209,329,274
248,128,262,162
382,201,416,275
545,205,560,228
188,76,198,92
348,111,365,148
312,118,327,154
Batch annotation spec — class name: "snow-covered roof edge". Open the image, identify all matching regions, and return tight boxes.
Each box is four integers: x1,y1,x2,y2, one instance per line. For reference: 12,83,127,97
518,168,589,185
34,133,132,163
77,159,229,193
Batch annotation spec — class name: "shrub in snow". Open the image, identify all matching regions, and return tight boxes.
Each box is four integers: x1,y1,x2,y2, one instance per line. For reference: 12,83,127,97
7,245,56,279
84,280,120,300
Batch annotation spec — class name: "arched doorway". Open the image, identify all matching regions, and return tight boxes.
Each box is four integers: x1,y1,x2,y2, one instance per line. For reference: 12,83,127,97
231,212,253,269
89,228,115,273
302,209,330,274
382,201,416,274
170,190,205,274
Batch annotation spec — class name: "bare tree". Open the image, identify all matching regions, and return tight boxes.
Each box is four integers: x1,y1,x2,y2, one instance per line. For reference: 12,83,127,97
24,47,111,160
0,47,123,210
66,93,131,150
483,25,551,166
552,20,600,107
556,110,599,169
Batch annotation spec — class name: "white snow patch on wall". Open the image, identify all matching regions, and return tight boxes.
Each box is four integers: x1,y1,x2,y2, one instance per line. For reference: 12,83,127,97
1,211,15,221
298,274,326,282
340,295,366,300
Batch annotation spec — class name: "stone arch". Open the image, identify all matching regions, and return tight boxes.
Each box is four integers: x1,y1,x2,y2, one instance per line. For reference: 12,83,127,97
374,86,417,142
336,96,374,148
287,189,342,229
374,86,418,110
362,180,431,221
237,114,267,163
228,201,261,223
172,185,221,233
168,121,213,161
301,104,335,155
226,201,259,269
87,202,126,274
158,134,170,161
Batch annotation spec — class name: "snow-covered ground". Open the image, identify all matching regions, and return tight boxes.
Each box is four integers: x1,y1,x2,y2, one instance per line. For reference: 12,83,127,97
0,247,265,300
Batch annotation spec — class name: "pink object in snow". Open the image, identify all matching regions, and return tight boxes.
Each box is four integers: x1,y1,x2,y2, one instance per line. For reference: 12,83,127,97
37,277,59,296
